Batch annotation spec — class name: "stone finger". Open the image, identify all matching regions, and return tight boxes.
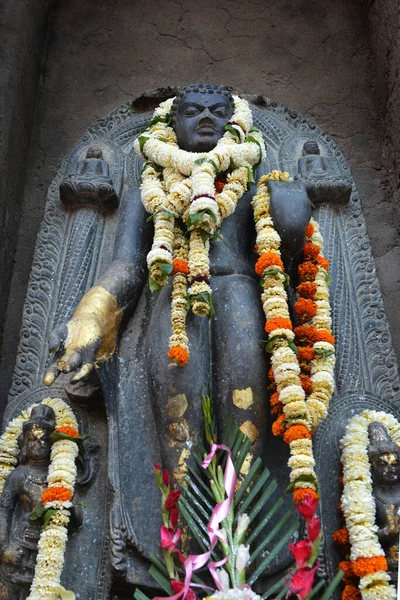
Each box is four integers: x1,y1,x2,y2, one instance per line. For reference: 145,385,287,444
48,324,68,353
43,362,61,387
61,351,83,373
71,363,94,382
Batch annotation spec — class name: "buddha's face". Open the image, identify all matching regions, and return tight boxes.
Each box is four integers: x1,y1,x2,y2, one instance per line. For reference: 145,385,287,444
372,452,400,486
24,425,52,462
173,92,233,152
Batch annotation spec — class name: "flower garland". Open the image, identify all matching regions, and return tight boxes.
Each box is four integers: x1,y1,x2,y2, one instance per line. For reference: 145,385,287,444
168,226,190,366
337,411,399,600
134,95,265,365
0,398,80,600
252,171,335,505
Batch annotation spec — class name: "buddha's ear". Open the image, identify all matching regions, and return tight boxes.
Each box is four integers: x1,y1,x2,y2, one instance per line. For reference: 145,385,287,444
131,86,181,113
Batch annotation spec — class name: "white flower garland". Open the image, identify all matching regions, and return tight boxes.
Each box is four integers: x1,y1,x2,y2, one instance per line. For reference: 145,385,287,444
0,398,80,600
134,95,265,318
252,172,335,498
340,410,399,600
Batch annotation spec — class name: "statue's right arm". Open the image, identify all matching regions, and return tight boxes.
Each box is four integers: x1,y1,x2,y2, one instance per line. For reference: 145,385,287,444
44,187,152,385
0,471,20,563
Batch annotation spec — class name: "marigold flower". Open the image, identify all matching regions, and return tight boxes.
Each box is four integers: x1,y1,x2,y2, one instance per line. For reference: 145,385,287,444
255,252,284,276
338,561,355,578
294,325,316,345
313,330,335,345
254,244,258,254
317,255,329,270
265,317,293,334
299,374,313,394
293,488,319,504
352,556,388,577
298,262,319,281
295,298,317,322
270,391,280,406
271,402,283,416
168,346,189,366
272,414,286,437
215,175,227,194
295,493,319,523
268,368,275,381
297,282,317,299
342,585,361,600
332,527,349,546
284,425,312,444
172,259,190,276
297,346,315,362
305,222,315,238
303,242,320,260
56,426,79,438
42,486,73,504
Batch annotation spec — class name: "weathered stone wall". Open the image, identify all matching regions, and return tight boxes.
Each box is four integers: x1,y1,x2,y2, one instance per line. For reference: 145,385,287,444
365,0,400,348
1,0,400,409
0,0,52,363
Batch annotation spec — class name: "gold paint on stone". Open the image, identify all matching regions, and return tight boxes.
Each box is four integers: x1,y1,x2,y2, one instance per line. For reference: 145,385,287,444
167,394,188,418
239,452,254,476
232,388,253,410
173,448,191,482
169,419,190,443
240,421,259,442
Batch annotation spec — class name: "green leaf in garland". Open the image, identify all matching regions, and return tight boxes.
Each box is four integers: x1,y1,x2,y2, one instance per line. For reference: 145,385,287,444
194,157,206,165
146,214,154,222
199,229,210,244
314,348,334,360
285,474,319,493
209,159,221,174
148,113,171,127
265,334,296,354
190,292,215,319
160,210,175,220
138,135,150,153
326,274,333,285
43,509,57,528
50,431,89,444
155,262,173,278
29,506,47,521
250,126,260,133
149,275,161,293
186,209,216,229
224,124,241,141
261,268,290,288
246,165,255,185
158,136,169,143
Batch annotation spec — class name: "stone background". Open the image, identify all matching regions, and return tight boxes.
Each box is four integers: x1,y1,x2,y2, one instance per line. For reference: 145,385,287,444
0,0,399,411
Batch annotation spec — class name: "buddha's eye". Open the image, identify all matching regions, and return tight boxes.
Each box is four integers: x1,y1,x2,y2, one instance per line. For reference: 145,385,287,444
182,105,200,117
211,106,229,117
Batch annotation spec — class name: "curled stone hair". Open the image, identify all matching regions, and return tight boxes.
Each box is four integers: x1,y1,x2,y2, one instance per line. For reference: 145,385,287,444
171,82,234,117
303,139,320,155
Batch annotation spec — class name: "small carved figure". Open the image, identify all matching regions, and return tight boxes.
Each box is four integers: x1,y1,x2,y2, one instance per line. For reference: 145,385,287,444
0,405,56,599
296,139,351,205
368,421,400,584
60,145,119,209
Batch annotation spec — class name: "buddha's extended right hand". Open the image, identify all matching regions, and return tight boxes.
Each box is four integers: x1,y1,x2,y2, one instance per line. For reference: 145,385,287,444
44,285,123,386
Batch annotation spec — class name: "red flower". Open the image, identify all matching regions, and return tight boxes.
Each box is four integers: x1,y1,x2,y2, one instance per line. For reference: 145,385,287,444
170,580,197,600
170,507,179,529
165,490,181,510
160,526,184,563
307,516,321,543
287,564,319,599
295,493,319,523
163,469,171,488
289,539,312,568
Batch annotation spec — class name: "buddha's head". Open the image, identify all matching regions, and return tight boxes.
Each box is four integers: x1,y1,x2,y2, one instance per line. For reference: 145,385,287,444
19,405,56,464
171,83,234,152
302,140,320,156
368,422,400,486
86,146,103,160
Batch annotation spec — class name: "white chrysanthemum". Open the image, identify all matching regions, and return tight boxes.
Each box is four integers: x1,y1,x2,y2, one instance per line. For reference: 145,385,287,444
207,588,262,600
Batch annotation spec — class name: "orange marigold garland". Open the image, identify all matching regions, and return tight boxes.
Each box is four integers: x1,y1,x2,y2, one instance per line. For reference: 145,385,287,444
252,172,336,507
168,226,190,366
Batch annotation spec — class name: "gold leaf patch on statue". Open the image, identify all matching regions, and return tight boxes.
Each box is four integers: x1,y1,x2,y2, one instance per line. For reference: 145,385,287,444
232,388,253,410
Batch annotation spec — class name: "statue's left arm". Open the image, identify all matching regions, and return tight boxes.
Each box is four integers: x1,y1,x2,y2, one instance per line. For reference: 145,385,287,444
44,187,152,385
